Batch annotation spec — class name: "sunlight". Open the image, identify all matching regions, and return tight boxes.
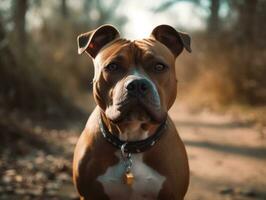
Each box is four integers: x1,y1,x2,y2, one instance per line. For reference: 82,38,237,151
118,1,207,39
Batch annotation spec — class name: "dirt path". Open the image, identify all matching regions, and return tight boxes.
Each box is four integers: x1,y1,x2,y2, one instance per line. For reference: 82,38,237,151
1,103,265,200
169,103,266,200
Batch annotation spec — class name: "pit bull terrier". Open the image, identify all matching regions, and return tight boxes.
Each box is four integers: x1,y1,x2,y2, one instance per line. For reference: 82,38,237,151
73,24,191,200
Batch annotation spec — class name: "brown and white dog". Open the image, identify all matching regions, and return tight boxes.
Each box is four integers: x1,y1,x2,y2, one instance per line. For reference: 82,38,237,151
73,24,191,200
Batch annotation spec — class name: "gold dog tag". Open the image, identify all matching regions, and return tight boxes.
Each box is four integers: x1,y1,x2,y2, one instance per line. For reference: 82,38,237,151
124,171,134,185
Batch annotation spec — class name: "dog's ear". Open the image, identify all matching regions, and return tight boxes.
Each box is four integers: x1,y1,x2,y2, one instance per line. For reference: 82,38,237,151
77,24,120,58
150,25,191,57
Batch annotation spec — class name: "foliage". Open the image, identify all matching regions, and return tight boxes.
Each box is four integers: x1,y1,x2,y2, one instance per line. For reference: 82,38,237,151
172,0,266,108
0,0,126,116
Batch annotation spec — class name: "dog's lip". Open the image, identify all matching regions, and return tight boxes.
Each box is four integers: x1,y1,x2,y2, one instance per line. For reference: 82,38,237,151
116,94,159,108
112,97,164,123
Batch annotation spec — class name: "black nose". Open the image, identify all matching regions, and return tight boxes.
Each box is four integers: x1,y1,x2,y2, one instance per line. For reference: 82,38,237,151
125,79,150,95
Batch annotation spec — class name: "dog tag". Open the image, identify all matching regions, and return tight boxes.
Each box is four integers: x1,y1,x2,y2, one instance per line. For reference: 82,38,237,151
124,171,134,185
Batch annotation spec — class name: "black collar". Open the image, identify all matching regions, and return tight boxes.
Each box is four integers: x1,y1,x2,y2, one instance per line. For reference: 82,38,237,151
99,117,167,153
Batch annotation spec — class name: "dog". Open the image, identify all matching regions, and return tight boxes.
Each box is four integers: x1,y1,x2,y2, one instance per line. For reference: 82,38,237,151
73,24,191,200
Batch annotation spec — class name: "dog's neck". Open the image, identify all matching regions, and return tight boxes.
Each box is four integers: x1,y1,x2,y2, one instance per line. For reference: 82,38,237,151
101,112,159,141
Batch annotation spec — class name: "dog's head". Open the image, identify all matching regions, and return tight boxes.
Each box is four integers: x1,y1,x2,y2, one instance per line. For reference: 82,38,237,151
77,24,191,124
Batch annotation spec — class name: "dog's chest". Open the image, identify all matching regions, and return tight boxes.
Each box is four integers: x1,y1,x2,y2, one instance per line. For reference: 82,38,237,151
97,152,166,200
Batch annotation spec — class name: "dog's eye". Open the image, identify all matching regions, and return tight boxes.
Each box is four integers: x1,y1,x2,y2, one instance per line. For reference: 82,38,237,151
105,63,119,72
154,63,167,72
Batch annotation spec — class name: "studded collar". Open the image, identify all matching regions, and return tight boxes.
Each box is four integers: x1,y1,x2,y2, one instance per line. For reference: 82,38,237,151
99,116,167,154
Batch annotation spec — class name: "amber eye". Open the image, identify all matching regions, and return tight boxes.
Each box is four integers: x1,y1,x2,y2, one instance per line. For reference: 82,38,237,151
105,63,119,72
154,63,167,72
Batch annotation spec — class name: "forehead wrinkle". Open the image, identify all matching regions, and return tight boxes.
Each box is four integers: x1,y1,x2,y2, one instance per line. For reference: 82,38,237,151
134,39,162,60
130,41,144,65
142,52,169,66
96,40,131,66
139,39,175,65
134,38,156,49
101,41,143,67
134,39,174,67
106,54,125,63
104,45,136,67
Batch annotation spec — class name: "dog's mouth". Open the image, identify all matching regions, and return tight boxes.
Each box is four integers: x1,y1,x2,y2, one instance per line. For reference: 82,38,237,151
105,95,166,124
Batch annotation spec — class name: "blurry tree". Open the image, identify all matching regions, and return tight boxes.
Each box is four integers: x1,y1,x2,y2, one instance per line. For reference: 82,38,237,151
153,0,221,35
83,0,90,14
0,0,128,114
228,0,265,103
208,0,220,34
61,0,68,18
0,17,16,105
230,0,257,42
82,0,127,28
13,0,28,56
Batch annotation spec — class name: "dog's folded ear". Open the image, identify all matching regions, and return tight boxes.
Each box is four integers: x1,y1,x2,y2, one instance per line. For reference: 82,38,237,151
150,25,191,57
77,24,120,58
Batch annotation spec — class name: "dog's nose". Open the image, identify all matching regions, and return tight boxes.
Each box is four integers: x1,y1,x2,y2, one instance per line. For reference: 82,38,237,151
125,79,150,95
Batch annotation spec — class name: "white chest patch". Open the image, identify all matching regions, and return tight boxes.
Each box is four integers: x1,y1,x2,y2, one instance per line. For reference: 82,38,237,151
97,151,166,200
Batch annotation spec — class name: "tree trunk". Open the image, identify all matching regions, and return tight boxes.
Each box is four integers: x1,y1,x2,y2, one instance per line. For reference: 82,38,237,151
240,0,258,103
13,0,28,52
0,17,19,108
240,0,257,43
83,0,91,14
208,0,220,35
61,0,68,18
230,0,258,102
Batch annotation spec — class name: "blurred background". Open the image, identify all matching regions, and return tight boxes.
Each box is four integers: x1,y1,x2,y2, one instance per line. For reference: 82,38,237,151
0,0,265,200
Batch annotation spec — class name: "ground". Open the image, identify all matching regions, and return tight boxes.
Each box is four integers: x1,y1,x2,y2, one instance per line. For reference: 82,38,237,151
0,101,265,200
170,104,266,200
